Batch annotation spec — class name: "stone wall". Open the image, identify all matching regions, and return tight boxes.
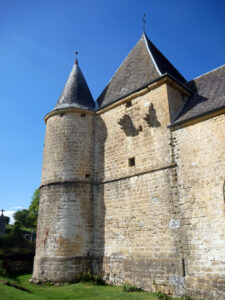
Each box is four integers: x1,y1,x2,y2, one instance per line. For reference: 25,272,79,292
95,84,174,183
172,114,225,299
41,111,94,185
93,170,184,294
94,84,186,295
33,81,225,299
94,83,225,299
33,110,94,282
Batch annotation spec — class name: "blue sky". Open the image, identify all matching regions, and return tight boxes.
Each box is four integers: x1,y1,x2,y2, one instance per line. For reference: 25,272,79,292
0,0,224,222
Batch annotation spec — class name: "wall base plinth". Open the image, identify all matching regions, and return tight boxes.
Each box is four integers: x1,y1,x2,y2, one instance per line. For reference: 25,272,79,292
32,256,92,283
93,255,185,296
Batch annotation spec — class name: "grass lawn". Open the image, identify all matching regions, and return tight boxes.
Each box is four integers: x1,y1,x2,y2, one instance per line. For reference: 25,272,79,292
0,273,185,300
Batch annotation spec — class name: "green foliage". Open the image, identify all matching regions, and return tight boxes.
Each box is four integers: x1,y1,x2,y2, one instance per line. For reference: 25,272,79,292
29,189,40,214
0,222,35,257
0,260,7,276
76,271,106,285
13,189,40,229
122,283,142,292
13,210,28,227
155,291,171,300
181,296,194,300
3,216,10,225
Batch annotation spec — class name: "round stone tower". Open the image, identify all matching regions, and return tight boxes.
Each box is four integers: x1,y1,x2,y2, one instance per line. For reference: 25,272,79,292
32,56,95,282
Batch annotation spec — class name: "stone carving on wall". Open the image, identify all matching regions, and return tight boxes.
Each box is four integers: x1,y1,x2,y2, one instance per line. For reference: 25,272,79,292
143,103,161,128
117,114,142,137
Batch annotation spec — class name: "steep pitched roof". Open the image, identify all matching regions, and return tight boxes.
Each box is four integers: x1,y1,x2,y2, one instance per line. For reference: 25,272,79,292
54,59,95,111
97,32,186,108
173,65,225,124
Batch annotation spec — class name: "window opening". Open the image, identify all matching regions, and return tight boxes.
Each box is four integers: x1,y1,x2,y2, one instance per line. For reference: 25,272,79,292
129,157,135,167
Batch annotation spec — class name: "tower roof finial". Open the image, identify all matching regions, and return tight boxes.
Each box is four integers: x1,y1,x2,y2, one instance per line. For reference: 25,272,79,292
142,13,146,33
75,51,78,65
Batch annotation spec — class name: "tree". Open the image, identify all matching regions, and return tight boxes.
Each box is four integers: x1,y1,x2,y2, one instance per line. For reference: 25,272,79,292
13,189,40,229
3,216,10,225
29,189,40,215
14,209,29,227
28,188,40,227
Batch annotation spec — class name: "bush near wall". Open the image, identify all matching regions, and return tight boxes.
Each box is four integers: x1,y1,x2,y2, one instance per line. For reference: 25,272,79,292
0,253,34,275
0,223,35,274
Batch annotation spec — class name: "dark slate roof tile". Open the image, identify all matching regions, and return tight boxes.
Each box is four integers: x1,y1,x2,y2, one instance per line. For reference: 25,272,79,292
174,65,225,124
54,60,95,111
97,33,186,108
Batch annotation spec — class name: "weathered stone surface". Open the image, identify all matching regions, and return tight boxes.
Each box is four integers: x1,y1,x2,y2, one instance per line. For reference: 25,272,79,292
33,80,225,299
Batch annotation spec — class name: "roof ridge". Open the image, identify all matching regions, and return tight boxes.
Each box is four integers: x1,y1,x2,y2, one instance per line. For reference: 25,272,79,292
97,33,186,108
144,33,186,83
143,33,161,76
189,64,225,82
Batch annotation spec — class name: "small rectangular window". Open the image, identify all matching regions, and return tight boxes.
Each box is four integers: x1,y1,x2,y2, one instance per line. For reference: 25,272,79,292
126,101,132,108
129,157,135,167
81,113,86,117
85,173,90,178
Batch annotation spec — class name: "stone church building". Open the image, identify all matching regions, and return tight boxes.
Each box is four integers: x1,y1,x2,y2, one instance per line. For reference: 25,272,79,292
32,33,225,299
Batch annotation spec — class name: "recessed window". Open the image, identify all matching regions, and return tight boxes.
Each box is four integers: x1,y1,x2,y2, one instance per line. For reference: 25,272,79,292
60,113,64,117
85,173,90,178
129,157,135,167
126,101,132,108
81,113,86,117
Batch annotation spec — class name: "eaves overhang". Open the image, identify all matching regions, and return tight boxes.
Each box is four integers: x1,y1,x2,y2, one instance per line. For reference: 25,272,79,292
96,73,193,114
44,106,95,124
168,104,225,130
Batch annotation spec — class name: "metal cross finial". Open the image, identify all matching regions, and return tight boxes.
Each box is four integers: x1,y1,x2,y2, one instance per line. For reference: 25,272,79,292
142,13,146,32
1,209,4,216
75,51,78,65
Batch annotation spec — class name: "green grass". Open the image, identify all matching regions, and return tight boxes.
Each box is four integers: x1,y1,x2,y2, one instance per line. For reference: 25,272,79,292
0,273,188,300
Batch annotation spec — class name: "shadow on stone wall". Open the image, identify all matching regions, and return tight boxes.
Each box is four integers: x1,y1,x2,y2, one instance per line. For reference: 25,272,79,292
143,103,161,128
92,115,107,277
117,114,142,136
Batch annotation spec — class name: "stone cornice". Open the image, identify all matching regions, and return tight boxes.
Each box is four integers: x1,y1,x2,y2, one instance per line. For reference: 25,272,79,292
44,107,95,123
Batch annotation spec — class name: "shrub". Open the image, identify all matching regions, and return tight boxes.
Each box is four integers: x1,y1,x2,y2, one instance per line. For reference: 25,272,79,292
76,272,105,285
122,283,142,292
155,291,171,300
0,260,7,275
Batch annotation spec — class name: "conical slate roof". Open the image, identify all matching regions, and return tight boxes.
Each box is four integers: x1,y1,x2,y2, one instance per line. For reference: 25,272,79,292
97,33,186,108
54,59,95,111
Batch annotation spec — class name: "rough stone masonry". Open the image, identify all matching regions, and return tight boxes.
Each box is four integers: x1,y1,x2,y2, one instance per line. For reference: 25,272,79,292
32,32,225,300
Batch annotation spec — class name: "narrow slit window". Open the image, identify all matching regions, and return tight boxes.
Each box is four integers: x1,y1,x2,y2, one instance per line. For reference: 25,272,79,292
129,157,135,167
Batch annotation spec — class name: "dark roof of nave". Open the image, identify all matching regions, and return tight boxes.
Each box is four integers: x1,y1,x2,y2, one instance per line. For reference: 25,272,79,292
54,59,95,111
97,32,186,108
173,65,225,124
